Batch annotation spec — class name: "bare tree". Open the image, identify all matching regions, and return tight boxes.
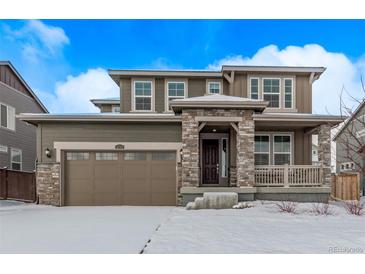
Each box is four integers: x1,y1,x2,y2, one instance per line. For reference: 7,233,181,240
335,80,365,192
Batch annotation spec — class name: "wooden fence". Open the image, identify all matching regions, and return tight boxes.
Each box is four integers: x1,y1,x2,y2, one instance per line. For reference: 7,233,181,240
0,168,36,202
331,172,360,201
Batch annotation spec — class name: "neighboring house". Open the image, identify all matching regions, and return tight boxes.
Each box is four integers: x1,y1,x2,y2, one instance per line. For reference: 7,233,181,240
312,143,319,164
0,61,47,172
333,100,365,194
20,65,344,206
90,97,120,113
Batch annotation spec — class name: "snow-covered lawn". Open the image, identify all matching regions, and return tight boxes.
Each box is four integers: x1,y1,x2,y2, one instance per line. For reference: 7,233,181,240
144,200,365,254
0,201,174,254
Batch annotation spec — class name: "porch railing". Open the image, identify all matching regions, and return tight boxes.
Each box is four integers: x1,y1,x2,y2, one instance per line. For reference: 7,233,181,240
254,165,323,187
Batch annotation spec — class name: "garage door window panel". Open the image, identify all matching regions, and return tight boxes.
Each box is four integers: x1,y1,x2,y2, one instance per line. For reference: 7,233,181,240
152,152,176,161
96,152,118,160
67,152,89,160
124,152,146,161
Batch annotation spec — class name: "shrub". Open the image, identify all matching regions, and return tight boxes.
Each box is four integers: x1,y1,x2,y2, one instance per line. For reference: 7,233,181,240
311,203,335,216
343,201,364,216
275,201,297,214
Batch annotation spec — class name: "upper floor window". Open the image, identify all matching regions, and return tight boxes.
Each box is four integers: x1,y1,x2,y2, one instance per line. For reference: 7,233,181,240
0,102,15,131
284,79,293,108
263,78,280,108
250,78,259,100
112,105,120,113
134,81,152,111
11,148,22,170
167,82,185,111
208,82,221,94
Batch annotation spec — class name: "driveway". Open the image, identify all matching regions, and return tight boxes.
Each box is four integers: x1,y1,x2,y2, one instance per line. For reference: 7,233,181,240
0,201,174,253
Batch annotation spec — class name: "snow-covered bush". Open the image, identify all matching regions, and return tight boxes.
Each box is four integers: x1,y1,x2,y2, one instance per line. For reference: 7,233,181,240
343,201,364,216
233,202,254,209
275,201,297,214
310,203,335,216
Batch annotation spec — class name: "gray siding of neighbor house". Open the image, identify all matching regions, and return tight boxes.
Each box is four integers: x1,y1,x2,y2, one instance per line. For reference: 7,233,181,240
37,122,182,163
0,81,44,171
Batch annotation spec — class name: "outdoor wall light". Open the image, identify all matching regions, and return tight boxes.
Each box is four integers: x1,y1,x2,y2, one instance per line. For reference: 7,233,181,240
45,148,51,158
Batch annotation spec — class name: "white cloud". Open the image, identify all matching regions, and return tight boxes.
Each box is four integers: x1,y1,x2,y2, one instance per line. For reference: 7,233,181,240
37,68,119,113
207,44,365,114
4,19,69,61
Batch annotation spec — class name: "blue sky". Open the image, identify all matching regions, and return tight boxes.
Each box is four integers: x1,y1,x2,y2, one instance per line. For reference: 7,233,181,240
1,19,365,113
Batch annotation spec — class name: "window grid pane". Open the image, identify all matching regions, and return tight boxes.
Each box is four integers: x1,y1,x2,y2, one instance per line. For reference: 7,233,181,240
96,152,118,160
209,82,220,94
250,78,259,99
263,79,280,108
135,97,151,110
1,104,7,128
67,152,89,160
284,79,292,108
168,82,185,97
152,152,176,161
124,152,146,161
254,135,269,153
255,154,269,165
274,135,291,165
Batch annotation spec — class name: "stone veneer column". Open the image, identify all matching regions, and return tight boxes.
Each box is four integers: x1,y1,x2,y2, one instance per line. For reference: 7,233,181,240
36,163,61,206
236,110,255,187
181,110,200,187
318,124,332,186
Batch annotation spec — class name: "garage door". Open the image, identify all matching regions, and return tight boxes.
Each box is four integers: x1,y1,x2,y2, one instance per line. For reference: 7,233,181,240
64,151,177,206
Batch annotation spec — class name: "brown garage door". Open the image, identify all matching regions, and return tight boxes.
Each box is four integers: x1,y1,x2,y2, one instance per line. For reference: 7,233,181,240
64,151,177,206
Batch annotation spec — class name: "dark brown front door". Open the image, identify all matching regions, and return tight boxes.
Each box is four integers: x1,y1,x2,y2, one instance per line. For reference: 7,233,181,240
202,139,219,184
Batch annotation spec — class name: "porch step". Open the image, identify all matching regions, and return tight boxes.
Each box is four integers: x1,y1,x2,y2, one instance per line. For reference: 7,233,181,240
186,192,238,210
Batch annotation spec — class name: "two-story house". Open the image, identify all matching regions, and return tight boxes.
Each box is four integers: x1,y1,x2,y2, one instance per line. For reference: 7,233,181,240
0,61,47,172
20,65,344,206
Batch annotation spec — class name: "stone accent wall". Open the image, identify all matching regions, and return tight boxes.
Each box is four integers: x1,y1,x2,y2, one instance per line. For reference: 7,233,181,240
236,110,255,187
36,163,61,206
229,166,237,186
318,124,332,186
177,162,183,206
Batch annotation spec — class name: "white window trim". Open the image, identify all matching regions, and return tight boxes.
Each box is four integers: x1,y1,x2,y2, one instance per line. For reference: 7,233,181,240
0,101,16,131
10,147,22,171
248,77,260,100
283,78,295,109
131,80,155,112
273,133,293,165
207,81,222,95
262,78,281,109
165,80,187,112
254,134,271,165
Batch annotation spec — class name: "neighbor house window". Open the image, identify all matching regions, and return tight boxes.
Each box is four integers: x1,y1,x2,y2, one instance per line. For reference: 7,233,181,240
208,82,221,94
263,78,280,108
66,152,89,160
0,102,15,130
284,78,293,108
111,106,120,113
167,82,185,111
250,78,259,99
10,148,22,170
273,135,291,165
134,81,152,111
96,152,118,160
254,135,270,165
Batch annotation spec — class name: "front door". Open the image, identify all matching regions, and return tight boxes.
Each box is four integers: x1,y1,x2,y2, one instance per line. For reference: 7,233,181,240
202,139,219,184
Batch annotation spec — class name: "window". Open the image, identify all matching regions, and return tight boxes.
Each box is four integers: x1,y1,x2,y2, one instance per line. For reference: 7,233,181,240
111,106,120,113
284,79,293,108
152,152,176,161
66,152,89,160
340,161,355,171
167,82,185,111
10,148,22,170
96,152,118,160
263,79,280,108
0,144,8,153
254,135,270,165
134,81,152,111
124,152,146,161
250,78,259,99
0,103,15,130
208,82,221,94
273,135,291,165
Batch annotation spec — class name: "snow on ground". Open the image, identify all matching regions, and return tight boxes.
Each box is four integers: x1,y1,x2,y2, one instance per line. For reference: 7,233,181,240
0,201,174,254
144,200,365,254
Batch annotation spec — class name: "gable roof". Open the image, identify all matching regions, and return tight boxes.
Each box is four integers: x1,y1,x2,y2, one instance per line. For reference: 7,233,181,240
333,99,365,141
0,61,48,113
170,94,269,112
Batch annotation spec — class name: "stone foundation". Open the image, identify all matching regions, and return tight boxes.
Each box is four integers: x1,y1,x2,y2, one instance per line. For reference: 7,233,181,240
36,163,61,206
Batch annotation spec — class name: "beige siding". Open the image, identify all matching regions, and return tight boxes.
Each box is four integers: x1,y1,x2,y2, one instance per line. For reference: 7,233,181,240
188,79,206,98
38,122,182,163
294,129,312,165
120,78,131,112
232,73,248,97
295,75,312,113
100,105,112,112
155,78,165,113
